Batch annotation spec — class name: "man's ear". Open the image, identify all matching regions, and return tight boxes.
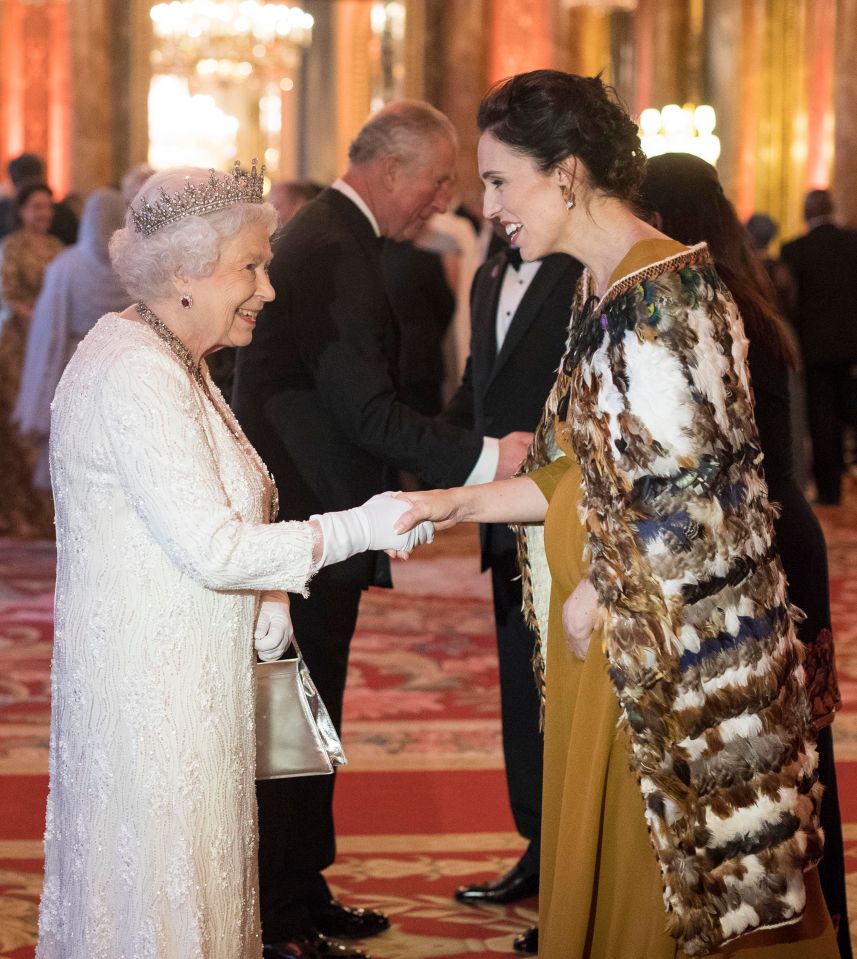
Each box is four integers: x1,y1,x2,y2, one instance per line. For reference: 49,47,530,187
380,152,401,191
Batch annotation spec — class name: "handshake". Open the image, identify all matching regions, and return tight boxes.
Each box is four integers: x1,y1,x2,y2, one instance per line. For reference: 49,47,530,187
312,491,433,566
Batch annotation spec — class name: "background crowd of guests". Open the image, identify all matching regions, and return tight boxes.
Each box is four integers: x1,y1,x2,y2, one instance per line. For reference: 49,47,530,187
0,73,854,959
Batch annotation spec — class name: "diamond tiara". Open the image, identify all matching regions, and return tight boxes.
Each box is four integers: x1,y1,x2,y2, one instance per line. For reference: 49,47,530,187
130,159,265,237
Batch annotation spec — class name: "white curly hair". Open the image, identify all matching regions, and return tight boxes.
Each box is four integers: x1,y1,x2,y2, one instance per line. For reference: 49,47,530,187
109,166,278,302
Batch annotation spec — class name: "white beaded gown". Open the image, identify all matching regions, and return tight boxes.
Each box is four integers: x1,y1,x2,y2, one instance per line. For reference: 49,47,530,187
37,313,319,959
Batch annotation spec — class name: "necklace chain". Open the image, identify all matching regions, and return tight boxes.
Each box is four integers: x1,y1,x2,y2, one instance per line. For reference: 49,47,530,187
136,302,204,386
134,301,279,523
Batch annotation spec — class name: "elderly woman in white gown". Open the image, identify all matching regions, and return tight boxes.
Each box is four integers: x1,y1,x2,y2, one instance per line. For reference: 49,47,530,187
36,163,430,959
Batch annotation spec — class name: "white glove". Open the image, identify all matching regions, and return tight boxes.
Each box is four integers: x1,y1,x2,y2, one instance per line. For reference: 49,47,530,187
254,591,294,662
312,492,434,567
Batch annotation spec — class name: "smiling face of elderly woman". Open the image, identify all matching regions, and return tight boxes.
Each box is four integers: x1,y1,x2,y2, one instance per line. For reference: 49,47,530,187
110,167,277,360
181,219,275,353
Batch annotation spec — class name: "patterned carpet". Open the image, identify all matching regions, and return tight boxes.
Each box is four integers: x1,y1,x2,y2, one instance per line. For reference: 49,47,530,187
0,478,855,958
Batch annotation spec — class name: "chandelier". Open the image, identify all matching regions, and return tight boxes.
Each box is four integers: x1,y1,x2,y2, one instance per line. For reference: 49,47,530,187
150,1,314,80
638,104,721,167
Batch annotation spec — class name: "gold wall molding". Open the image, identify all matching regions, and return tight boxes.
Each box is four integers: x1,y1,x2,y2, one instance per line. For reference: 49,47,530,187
0,0,71,194
427,0,487,203
404,0,427,100
334,1,373,174
833,0,857,226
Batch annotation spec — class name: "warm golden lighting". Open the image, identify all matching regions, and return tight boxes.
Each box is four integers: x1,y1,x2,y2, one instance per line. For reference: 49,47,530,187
147,0,313,177
638,103,721,167
148,75,240,169
150,0,313,78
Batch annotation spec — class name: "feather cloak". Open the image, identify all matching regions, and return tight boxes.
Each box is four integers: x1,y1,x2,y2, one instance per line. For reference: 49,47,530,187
521,243,823,956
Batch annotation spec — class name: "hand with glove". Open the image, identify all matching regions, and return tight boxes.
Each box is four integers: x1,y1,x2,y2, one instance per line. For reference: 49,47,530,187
254,590,294,662
311,492,434,567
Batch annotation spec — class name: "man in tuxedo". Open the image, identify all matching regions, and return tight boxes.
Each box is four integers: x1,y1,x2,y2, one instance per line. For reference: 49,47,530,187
443,238,582,955
781,189,857,505
231,101,531,959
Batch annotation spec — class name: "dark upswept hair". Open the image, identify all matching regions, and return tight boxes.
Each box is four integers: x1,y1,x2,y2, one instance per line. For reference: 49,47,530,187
477,70,646,201
638,153,798,369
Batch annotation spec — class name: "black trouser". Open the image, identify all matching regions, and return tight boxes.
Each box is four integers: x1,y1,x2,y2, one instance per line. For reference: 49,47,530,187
804,362,855,503
256,571,363,942
816,723,853,959
490,552,544,876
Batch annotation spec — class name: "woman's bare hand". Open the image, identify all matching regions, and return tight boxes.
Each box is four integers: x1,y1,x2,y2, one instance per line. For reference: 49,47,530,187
562,578,599,660
391,488,466,535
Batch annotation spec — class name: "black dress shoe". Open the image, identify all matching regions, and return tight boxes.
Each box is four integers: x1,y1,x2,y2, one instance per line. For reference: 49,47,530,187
313,934,371,958
513,926,538,955
263,933,372,959
454,862,539,905
312,899,390,939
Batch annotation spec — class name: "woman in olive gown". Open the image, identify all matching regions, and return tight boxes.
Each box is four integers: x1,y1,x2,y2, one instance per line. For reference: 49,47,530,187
397,70,838,959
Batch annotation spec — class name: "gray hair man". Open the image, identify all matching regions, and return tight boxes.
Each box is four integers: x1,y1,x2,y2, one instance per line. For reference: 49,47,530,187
232,101,531,959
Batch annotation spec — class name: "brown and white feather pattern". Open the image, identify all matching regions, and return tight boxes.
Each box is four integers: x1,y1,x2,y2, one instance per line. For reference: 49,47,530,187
526,245,822,956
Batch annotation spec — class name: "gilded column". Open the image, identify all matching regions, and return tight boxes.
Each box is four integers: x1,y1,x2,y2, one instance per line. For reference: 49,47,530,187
734,0,764,220
69,0,115,193
833,0,857,226
649,0,691,106
122,0,153,176
701,0,744,203
334,1,373,173
298,0,338,183
430,0,487,203
633,0,656,116
0,0,28,167
804,0,835,190
754,0,808,240
0,0,71,193
487,0,555,84
563,6,613,80
404,0,427,99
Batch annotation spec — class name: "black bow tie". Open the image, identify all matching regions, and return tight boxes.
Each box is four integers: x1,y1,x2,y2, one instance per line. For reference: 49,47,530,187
504,245,523,271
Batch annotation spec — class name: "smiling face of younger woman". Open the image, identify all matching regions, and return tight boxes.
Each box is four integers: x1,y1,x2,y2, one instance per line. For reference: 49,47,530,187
478,131,572,262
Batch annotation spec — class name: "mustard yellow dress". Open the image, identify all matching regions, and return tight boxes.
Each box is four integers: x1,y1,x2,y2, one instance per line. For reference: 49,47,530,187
529,240,839,959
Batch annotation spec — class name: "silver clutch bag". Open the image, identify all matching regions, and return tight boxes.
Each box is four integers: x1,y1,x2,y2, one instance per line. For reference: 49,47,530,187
255,637,347,779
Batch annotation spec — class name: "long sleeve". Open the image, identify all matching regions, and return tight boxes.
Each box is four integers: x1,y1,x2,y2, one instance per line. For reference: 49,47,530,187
99,346,318,594
285,242,483,489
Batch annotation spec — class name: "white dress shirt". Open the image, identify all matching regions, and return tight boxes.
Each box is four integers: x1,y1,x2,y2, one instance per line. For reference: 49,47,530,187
464,258,543,486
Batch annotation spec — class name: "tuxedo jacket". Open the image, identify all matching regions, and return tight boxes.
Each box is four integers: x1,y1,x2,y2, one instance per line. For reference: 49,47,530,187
780,222,857,364
444,251,583,568
232,188,482,587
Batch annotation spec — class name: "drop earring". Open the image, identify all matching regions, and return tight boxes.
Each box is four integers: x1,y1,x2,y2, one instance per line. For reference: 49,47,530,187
562,185,576,210
180,293,193,309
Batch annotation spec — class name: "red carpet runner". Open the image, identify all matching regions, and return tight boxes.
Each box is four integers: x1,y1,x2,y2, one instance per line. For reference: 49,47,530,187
1,485,855,958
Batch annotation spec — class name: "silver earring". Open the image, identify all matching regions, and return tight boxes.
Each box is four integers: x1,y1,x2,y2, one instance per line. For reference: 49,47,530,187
180,293,193,309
